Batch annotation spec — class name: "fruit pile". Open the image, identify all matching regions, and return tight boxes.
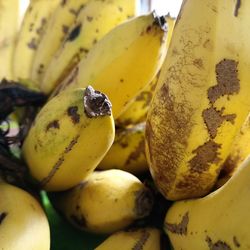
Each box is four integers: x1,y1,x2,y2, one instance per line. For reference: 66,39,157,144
0,0,250,249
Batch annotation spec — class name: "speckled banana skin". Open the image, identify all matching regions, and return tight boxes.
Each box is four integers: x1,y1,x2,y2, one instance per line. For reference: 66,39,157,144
165,156,250,250
41,0,137,94
98,123,148,175
0,181,50,250
50,169,154,234
31,0,90,86
22,86,115,191
0,0,19,80
12,0,61,83
50,12,168,119
145,0,250,200
95,228,161,250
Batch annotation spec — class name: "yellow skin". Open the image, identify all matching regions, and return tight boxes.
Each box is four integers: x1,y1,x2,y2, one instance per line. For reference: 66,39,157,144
41,0,137,94
95,228,161,250
0,0,19,80
12,0,60,82
145,0,250,200
165,156,250,250
98,123,148,175
31,0,90,86
50,12,168,119
0,181,50,250
22,87,115,191
51,169,154,234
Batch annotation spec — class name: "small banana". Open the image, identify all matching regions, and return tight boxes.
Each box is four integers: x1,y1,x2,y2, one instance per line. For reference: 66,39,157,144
95,228,162,250
165,156,250,250
0,181,50,249
50,169,154,234
12,0,60,82
145,0,250,200
50,12,168,119
41,0,137,93
22,86,115,191
98,123,148,175
0,0,19,80
31,0,90,86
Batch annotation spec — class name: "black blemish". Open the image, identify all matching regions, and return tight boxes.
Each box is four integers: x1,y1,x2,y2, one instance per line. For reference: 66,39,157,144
234,0,241,17
46,120,60,131
79,47,89,54
0,212,7,224
233,236,240,248
66,24,82,42
67,106,80,124
70,214,86,228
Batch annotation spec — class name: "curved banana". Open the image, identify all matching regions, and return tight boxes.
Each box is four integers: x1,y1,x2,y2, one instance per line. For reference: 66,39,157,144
0,181,50,249
50,169,154,234
95,228,161,250
0,0,19,80
22,86,115,191
98,123,148,175
165,156,250,250
50,12,168,119
41,0,137,93
145,0,250,200
12,0,60,82
31,0,90,86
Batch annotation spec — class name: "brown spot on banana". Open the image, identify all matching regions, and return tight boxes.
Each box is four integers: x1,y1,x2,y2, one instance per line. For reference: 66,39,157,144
69,4,85,17
0,212,7,224
60,0,67,6
70,214,86,228
165,212,189,235
36,18,47,35
87,16,93,22
27,38,38,50
62,25,69,35
67,106,80,124
125,138,145,166
206,236,232,250
46,120,60,131
233,236,240,248
193,58,204,69
132,230,150,250
234,0,241,17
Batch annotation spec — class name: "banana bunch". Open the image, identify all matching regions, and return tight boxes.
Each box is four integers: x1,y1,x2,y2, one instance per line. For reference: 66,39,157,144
12,0,61,82
0,180,50,249
40,0,137,93
22,86,115,191
50,169,154,234
165,155,250,249
0,0,19,80
95,228,162,250
98,123,148,174
50,12,168,119
146,0,250,201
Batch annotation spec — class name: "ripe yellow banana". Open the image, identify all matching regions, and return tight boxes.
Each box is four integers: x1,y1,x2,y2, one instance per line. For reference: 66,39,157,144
0,0,19,80
98,123,148,175
12,0,60,82
165,155,250,250
31,0,90,86
50,12,168,119
145,0,250,200
22,86,115,191
0,181,50,249
50,169,154,234
41,0,137,93
95,228,161,250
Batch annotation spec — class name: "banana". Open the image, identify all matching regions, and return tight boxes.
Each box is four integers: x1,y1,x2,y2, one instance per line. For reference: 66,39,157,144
95,227,161,250
165,155,250,250
50,169,154,234
50,12,168,119
116,15,176,127
0,181,50,249
12,0,60,82
0,0,19,80
40,0,137,93
145,0,250,200
22,86,115,191
98,123,148,175
31,0,90,86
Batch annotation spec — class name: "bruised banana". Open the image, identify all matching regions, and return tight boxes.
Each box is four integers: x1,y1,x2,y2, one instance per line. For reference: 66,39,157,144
0,181,50,250
31,0,90,85
0,0,19,80
95,228,161,250
98,123,148,175
41,0,137,93
22,86,115,191
50,12,168,119
165,156,250,250
12,0,60,82
145,0,250,200
50,169,154,234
